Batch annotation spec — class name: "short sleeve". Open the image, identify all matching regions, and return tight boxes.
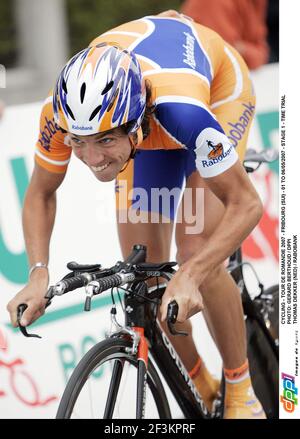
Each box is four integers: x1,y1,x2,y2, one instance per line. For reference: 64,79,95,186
155,98,238,178
194,127,238,178
35,93,72,174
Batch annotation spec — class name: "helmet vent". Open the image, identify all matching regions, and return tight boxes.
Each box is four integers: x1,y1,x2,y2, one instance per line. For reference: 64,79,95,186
107,88,118,112
89,105,102,121
80,82,86,103
62,78,68,94
65,103,75,120
101,81,114,95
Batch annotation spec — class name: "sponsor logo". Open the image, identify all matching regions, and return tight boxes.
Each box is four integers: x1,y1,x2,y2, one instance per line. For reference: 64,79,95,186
227,102,255,147
182,31,196,70
280,372,298,413
0,339,57,406
202,144,233,168
207,140,224,159
38,116,62,151
72,124,93,131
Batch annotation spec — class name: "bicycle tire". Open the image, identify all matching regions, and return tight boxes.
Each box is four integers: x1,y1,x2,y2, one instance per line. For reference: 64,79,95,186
246,284,279,420
56,337,171,419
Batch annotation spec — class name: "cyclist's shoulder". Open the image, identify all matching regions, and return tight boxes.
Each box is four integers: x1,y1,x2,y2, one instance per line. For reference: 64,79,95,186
89,18,150,48
37,90,67,149
35,90,71,175
88,15,225,58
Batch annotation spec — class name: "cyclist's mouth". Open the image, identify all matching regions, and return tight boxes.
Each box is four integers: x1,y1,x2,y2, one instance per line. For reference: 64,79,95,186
91,162,111,172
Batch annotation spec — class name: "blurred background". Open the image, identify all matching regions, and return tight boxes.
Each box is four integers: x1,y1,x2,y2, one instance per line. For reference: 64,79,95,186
1,0,278,104
0,0,279,418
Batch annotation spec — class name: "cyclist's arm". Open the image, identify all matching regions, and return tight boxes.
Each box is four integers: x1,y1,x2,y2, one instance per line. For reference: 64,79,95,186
181,160,263,284
160,160,262,322
7,163,66,327
23,163,65,270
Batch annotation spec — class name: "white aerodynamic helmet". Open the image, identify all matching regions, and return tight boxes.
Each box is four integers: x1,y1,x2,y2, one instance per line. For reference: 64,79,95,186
53,42,147,140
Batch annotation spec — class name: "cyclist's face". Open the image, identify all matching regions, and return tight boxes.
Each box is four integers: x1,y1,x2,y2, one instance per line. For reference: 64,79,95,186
69,128,131,182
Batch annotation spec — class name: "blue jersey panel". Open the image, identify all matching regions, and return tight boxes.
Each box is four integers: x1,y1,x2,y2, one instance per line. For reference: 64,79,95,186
135,18,212,82
131,150,189,220
155,102,225,150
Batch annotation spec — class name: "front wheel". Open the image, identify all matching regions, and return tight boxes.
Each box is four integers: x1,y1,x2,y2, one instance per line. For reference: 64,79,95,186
56,337,171,419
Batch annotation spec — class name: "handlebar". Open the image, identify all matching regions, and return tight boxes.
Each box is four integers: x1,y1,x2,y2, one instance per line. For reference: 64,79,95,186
243,147,278,173
17,300,51,339
124,244,147,264
167,300,188,336
16,244,182,338
45,271,106,299
84,272,136,311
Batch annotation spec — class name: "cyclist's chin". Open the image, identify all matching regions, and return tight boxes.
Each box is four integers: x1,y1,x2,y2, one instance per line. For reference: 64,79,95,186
92,165,119,182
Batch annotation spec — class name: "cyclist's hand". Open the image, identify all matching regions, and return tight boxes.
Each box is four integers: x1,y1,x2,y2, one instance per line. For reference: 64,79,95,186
160,269,204,323
7,271,49,328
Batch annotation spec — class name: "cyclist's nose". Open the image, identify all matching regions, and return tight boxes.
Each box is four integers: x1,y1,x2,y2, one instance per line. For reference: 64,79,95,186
84,145,105,167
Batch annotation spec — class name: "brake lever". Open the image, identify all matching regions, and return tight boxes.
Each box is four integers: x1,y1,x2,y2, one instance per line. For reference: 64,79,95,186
17,300,51,339
166,300,188,336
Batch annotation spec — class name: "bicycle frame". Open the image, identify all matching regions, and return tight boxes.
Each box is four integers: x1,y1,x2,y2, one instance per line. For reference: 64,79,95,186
149,322,211,418
18,243,278,419
106,244,278,419
108,282,213,419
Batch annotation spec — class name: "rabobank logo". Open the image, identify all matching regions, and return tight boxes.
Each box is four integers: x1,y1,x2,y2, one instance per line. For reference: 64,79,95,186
226,102,255,147
38,116,62,151
202,144,233,168
207,140,224,159
72,125,93,131
182,31,196,70
280,372,298,413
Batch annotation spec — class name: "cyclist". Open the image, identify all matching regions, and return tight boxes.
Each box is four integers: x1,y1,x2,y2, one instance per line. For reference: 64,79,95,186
7,11,266,418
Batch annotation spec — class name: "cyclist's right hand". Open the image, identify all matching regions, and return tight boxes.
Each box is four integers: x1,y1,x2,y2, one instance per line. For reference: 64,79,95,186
6,271,49,328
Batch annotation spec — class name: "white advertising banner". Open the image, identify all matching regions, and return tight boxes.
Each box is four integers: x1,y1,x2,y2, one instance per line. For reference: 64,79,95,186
0,63,279,418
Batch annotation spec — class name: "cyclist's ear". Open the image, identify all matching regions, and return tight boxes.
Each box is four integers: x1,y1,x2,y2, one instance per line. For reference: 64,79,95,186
135,127,143,146
129,126,143,149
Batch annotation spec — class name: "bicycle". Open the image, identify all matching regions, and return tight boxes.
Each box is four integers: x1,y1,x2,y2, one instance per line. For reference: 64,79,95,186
17,148,279,419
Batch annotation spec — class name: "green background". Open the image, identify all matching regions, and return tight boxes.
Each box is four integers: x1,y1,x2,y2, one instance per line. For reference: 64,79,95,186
0,0,181,67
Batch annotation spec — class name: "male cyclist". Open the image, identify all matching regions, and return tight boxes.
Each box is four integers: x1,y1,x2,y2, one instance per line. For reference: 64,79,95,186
7,11,266,418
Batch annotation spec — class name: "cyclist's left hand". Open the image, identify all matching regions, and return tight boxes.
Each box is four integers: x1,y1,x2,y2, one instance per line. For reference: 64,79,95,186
160,269,204,323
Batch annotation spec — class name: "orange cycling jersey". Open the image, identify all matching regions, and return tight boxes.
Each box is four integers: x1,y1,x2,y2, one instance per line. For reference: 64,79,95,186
35,15,255,183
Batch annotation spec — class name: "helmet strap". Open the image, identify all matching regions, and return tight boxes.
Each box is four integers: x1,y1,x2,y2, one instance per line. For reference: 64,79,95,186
119,127,143,173
135,126,144,146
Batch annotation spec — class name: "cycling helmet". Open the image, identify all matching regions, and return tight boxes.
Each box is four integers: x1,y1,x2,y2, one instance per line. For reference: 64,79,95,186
53,43,146,142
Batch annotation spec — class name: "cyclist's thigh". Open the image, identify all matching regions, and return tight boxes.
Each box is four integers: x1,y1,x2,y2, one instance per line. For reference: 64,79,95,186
210,42,256,161
116,149,187,261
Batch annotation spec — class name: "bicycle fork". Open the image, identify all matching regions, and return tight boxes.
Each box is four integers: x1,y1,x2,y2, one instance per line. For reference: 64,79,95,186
103,326,149,419
135,327,149,419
